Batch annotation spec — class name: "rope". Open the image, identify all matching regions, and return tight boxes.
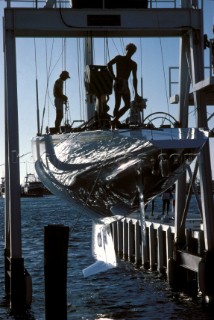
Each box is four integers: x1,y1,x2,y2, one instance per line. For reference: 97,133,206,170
33,38,40,135
40,39,55,133
153,2,168,115
39,38,68,133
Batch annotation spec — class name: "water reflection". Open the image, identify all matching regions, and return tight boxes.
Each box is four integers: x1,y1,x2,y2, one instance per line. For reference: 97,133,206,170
0,196,213,319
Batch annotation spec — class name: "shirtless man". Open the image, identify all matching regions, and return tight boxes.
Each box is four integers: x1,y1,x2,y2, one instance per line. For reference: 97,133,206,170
107,43,140,126
53,70,70,133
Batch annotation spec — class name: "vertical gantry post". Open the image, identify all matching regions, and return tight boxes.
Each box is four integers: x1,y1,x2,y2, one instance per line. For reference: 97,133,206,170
175,32,191,245
4,70,10,295
4,26,25,311
189,26,214,252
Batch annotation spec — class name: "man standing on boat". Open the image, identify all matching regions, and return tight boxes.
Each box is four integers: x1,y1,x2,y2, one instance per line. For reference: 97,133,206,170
107,43,141,128
53,70,70,133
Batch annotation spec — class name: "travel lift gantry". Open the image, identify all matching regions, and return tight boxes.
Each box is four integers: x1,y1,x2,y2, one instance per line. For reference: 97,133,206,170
3,0,214,312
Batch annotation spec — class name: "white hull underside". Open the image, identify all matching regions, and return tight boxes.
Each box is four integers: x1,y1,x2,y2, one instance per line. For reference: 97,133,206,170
32,127,208,220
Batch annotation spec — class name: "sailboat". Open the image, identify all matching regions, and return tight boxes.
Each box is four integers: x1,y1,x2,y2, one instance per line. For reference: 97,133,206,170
32,58,208,221
36,129,209,214
30,2,211,225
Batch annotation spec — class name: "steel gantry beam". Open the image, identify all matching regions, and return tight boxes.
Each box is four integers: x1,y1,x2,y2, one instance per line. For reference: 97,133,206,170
4,8,202,38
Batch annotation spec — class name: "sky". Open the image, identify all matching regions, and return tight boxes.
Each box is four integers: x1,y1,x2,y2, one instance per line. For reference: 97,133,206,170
0,0,214,184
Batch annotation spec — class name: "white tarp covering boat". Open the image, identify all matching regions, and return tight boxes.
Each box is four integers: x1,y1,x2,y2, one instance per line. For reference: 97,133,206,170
32,127,208,220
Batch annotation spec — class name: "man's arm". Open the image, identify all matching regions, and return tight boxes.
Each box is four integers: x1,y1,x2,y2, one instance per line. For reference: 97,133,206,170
107,56,118,80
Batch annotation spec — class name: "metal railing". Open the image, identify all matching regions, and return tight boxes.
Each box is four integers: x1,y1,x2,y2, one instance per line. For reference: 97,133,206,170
169,41,214,99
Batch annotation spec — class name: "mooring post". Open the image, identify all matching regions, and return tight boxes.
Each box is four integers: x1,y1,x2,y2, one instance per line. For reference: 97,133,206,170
117,220,123,257
44,224,70,320
149,223,155,271
134,220,141,265
128,219,134,262
123,219,128,260
111,221,118,252
157,225,164,273
10,258,25,311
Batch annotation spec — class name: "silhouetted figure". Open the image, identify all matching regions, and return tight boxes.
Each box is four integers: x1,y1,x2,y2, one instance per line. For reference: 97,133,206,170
53,70,70,133
162,189,172,215
107,43,140,128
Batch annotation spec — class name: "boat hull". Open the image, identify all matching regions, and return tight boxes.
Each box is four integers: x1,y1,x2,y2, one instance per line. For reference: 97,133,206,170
32,128,208,220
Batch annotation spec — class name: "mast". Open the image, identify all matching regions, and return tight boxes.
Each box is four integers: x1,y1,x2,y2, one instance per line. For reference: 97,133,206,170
84,37,95,121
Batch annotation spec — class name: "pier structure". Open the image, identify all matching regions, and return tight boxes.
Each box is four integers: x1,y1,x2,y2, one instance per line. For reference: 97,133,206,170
111,215,205,285
2,0,214,309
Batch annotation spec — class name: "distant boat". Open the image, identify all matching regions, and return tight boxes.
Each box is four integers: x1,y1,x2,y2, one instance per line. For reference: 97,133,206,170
0,177,5,198
21,173,44,197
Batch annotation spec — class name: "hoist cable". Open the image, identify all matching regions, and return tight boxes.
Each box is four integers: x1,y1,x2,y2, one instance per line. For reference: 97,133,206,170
33,38,41,135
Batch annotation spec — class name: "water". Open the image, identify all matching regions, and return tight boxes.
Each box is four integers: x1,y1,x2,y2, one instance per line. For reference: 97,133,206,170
0,196,213,319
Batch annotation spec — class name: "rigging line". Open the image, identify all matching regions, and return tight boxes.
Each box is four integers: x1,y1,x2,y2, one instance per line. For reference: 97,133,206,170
92,37,95,64
41,39,66,132
62,38,66,70
41,39,55,132
62,38,68,96
33,38,38,80
158,38,170,115
120,38,125,55
104,38,107,64
184,48,199,122
111,38,121,55
139,38,143,97
33,38,40,135
77,38,83,119
152,3,176,135
106,38,111,63
104,38,106,63
46,39,51,128
81,38,86,119
153,1,170,114
46,44,66,111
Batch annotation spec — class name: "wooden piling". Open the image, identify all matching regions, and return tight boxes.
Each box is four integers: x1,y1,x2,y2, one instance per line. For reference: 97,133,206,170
134,221,141,265
112,221,118,252
110,214,214,300
123,219,128,260
149,224,155,270
166,227,173,271
157,225,164,273
141,223,148,268
44,224,69,320
128,220,134,262
10,258,25,313
117,220,123,257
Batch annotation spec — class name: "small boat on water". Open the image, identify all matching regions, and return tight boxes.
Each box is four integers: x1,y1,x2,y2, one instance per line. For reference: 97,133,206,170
21,173,44,198
0,177,5,198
